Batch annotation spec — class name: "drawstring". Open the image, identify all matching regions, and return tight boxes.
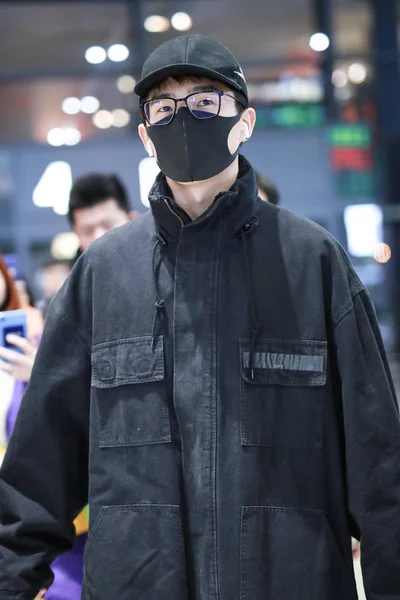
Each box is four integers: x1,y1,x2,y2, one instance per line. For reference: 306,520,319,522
240,218,261,380
152,221,260,377
152,233,167,348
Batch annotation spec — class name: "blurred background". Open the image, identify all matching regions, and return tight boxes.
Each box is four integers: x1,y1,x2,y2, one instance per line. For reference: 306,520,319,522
0,0,399,371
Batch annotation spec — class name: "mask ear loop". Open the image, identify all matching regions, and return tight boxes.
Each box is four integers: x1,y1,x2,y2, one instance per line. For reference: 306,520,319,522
146,141,154,158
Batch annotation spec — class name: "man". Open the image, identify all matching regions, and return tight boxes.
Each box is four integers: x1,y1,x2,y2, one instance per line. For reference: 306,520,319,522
256,171,280,205
68,172,135,252
0,34,399,600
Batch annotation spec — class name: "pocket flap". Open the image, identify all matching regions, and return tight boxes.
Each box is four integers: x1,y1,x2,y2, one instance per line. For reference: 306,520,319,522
240,338,327,386
92,336,164,388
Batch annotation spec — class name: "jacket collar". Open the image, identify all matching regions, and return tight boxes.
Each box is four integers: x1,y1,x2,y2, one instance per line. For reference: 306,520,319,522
148,155,259,240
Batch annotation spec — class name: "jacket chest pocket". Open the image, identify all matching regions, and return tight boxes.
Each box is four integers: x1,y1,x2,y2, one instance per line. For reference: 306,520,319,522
240,338,327,449
91,336,171,448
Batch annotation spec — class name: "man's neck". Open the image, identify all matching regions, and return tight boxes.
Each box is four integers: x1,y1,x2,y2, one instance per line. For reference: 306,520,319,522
166,158,239,221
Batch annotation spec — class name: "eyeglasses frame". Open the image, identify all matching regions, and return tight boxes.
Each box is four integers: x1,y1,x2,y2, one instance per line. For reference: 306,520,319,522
140,89,246,126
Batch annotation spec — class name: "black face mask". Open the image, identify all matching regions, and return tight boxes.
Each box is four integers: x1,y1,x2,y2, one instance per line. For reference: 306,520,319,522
147,107,243,183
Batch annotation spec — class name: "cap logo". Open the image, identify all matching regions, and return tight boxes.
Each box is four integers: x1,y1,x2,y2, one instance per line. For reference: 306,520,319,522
234,69,246,83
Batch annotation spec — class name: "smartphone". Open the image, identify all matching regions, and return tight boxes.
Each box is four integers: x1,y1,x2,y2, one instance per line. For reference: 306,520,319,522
0,310,27,352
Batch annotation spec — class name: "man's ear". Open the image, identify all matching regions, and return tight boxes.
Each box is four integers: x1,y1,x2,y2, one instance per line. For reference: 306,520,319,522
240,108,257,142
138,123,155,157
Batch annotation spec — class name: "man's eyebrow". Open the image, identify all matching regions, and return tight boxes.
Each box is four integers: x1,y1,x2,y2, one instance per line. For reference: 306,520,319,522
148,92,175,100
190,84,220,93
149,84,221,101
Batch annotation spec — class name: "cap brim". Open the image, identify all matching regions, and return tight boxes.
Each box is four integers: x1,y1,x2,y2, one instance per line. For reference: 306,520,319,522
134,63,244,98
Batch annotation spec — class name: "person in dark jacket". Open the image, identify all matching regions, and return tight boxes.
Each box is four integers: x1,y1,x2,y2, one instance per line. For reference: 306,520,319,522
0,34,399,600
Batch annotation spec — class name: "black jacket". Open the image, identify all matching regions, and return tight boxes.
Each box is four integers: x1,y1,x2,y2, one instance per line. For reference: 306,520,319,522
0,157,399,600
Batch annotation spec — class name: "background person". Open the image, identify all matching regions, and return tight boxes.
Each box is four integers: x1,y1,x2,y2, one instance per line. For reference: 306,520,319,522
36,259,72,318
255,171,280,204
0,254,25,461
68,172,137,253
0,256,41,390
0,255,38,385
0,254,21,312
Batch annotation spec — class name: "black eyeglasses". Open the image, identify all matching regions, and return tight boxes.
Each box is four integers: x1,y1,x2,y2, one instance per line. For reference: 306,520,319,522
140,90,245,126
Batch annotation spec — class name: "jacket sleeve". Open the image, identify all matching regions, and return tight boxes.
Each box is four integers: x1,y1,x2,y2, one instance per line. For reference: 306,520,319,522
333,288,400,598
0,258,92,599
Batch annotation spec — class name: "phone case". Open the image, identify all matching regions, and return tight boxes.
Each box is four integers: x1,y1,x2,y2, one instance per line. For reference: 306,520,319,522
0,310,27,351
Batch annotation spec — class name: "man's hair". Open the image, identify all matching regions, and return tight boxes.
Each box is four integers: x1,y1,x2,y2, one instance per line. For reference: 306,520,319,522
68,173,130,224
256,172,280,205
142,75,246,116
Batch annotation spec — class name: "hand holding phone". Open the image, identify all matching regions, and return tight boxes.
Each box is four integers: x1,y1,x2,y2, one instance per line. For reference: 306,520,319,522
0,310,27,351
0,310,37,382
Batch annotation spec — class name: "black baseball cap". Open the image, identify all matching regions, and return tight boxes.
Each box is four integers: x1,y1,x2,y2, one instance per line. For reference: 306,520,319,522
134,34,248,104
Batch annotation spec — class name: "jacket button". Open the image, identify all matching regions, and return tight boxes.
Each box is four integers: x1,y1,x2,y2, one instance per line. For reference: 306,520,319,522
99,361,114,380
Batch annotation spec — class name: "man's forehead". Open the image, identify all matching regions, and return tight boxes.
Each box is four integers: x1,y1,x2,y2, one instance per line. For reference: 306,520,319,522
148,76,231,99
73,198,121,222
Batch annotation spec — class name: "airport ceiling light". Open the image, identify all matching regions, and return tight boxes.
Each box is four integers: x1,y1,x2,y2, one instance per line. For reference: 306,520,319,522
171,12,193,31
309,33,330,52
144,15,170,33
85,46,107,65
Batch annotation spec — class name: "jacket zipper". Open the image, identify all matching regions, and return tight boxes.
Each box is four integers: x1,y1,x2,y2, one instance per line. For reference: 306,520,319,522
163,198,185,227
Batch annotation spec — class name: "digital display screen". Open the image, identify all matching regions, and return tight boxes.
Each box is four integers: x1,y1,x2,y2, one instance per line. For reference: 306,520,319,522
254,103,325,129
327,124,377,198
344,204,383,258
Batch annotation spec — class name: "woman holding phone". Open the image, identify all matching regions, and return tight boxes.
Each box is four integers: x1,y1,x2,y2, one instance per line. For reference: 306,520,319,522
0,255,39,383
0,254,27,458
